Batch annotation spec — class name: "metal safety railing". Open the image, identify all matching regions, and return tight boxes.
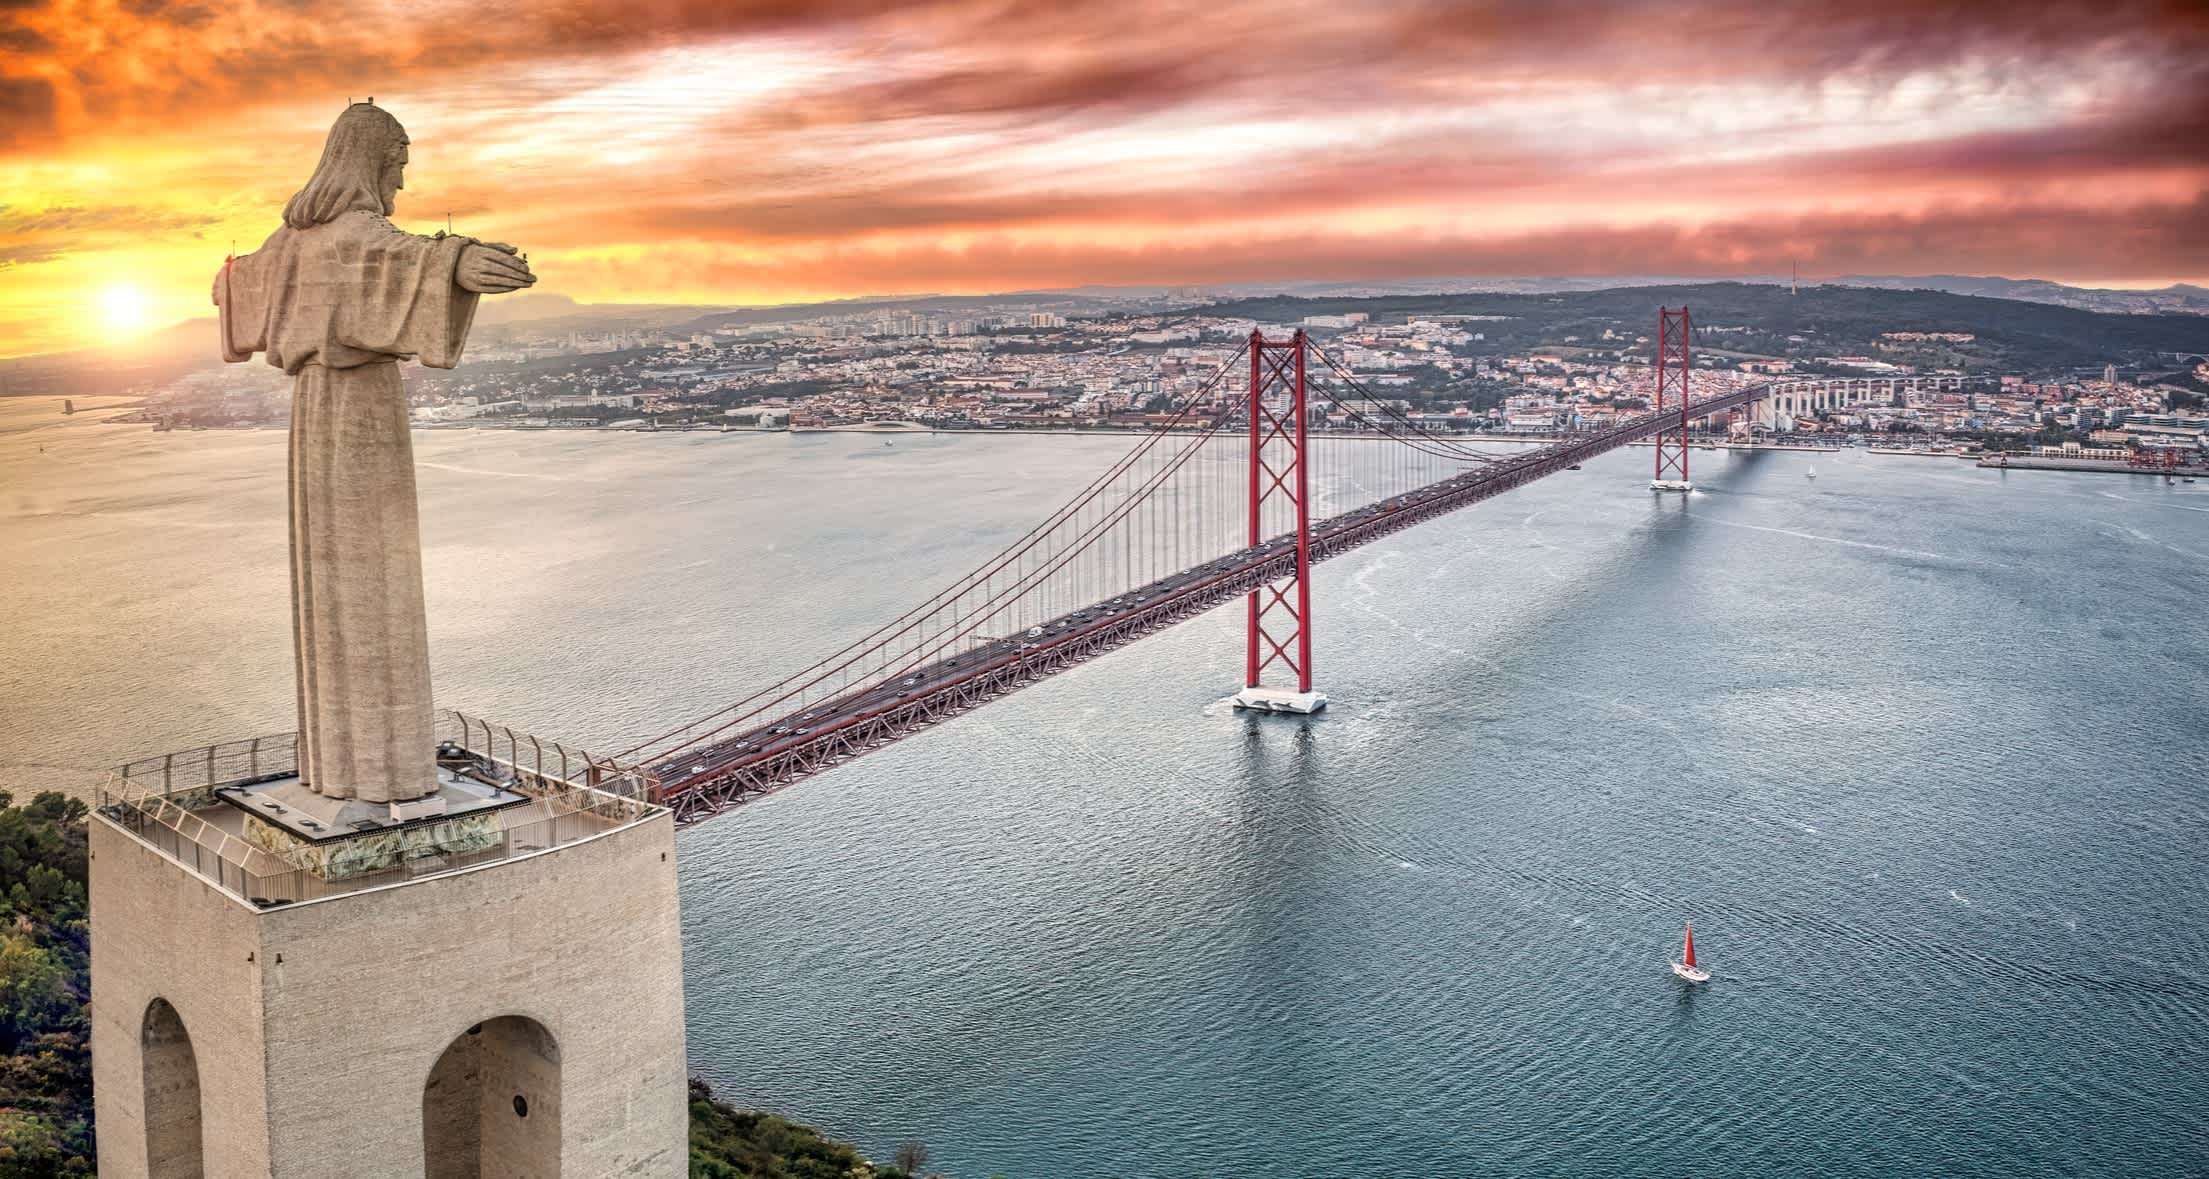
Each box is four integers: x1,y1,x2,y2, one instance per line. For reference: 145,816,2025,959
441,711,660,805
96,709,664,908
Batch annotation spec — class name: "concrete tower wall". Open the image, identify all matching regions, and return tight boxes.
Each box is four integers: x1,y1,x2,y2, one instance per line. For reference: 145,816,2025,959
91,821,277,1178
91,808,689,1178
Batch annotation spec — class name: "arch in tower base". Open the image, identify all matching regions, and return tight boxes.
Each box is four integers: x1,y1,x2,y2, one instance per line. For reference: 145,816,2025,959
424,1015,561,1179
141,997,205,1179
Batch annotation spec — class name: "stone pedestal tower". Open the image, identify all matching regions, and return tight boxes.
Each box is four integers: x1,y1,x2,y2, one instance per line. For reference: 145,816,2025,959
89,721,690,1178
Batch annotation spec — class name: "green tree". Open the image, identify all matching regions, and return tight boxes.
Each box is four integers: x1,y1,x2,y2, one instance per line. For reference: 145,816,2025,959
0,792,94,1175
689,1077,894,1178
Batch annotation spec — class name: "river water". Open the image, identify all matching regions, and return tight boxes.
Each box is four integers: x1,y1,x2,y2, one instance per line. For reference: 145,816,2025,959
4,397,2205,1177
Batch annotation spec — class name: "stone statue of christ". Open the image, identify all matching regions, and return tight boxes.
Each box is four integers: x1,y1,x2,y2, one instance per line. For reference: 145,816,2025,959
215,103,535,804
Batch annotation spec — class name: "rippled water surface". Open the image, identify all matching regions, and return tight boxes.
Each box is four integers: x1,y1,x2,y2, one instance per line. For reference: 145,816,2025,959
5,396,2206,1177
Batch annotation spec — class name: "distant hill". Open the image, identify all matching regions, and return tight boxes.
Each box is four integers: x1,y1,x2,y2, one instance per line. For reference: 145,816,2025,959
1191,282,2209,373
1206,275,1720,300
0,317,220,399
1206,274,2209,316
7,275,2203,398
1824,275,2209,316
470,292,723,331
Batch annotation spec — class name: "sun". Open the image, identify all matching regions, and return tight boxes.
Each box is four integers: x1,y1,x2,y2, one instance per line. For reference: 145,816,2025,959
99,285,149,334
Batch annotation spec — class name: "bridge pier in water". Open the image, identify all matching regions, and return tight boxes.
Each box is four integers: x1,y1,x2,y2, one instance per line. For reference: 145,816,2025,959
1651,305,1695,493
1232,328,1328,715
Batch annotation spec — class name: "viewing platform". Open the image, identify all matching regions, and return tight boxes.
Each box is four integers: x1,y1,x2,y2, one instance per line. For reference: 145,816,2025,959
95,710,664,909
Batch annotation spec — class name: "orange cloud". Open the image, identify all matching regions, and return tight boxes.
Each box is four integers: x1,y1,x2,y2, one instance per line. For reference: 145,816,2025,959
0,0,2204,356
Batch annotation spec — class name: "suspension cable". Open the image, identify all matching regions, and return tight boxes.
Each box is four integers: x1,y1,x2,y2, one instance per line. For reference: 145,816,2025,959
620,339,1252,763
1304,341,1506,464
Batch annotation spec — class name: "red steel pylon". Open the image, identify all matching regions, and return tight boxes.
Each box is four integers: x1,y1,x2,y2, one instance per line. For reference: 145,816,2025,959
1238,329,1323,711
1652,306,1693,490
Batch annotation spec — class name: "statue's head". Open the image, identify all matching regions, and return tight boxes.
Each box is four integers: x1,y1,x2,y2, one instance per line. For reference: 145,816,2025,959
282,103,411,230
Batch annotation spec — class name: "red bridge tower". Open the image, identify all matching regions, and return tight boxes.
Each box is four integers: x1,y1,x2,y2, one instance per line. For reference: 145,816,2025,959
1232,329,1327,714
1651,306,1694,492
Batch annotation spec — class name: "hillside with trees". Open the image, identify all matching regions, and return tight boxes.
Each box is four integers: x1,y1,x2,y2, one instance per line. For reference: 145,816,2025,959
1188,282,2209,374
0,792,93,1177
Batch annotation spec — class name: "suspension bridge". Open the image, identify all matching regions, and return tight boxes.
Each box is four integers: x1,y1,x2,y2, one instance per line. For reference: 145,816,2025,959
618,308,1787,824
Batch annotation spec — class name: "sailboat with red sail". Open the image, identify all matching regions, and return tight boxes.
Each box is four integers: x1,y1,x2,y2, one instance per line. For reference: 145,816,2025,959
1671,922,1711,983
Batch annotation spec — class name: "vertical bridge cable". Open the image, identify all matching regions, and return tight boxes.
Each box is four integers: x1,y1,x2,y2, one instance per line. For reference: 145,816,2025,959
878,410,1241,677
1305,341,1508,467
618,341,1252,766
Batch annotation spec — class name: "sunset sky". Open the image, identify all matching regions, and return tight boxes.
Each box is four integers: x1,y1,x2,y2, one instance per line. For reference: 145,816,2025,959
2,0,2205,357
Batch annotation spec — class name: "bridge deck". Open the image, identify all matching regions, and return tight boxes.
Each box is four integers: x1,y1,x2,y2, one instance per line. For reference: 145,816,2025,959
649,384,1769,823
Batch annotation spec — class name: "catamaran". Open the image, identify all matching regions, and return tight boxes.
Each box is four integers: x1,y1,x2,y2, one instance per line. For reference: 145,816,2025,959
1671,923,1711,983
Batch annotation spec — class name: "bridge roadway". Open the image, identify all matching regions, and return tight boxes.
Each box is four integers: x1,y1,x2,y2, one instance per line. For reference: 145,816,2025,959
648,381,1773,822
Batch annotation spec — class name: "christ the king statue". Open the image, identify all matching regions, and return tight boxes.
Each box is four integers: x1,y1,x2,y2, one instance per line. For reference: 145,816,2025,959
215,102,535,804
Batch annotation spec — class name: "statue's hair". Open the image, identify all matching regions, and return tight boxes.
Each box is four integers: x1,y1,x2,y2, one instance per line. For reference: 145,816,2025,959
282,104,408,229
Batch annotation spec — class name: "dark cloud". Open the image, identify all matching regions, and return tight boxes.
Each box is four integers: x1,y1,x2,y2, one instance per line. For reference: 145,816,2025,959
17,0,2195,142
119,0,210,21
3,0,2207,333
0,204,215,233
0,203,222,264
0,74,53,148
740,56,1221,134
0,240,65,267
568,139,1570,241
1831,96,2209,183
527,97,2208,247
638,193,2209,295
1398,0,2209,79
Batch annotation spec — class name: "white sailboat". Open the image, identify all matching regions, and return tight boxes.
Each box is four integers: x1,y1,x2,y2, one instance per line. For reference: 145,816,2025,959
1670,922,1711,983
1806,463,1818,480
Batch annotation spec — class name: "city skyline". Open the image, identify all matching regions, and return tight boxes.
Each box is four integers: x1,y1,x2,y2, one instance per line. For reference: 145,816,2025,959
2,0,2207,357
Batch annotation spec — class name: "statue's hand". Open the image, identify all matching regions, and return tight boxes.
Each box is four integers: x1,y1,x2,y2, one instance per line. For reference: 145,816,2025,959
477,241,521,255
456,244,535,294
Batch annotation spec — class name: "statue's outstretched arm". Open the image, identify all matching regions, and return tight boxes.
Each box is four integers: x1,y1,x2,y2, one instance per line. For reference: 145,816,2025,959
456,243,535,294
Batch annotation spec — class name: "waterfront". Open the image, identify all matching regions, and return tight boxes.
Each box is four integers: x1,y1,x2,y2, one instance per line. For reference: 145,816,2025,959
4,397,2206,1176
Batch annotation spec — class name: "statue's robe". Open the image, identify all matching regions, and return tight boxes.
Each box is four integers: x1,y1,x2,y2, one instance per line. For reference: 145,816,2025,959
216,209,480,803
